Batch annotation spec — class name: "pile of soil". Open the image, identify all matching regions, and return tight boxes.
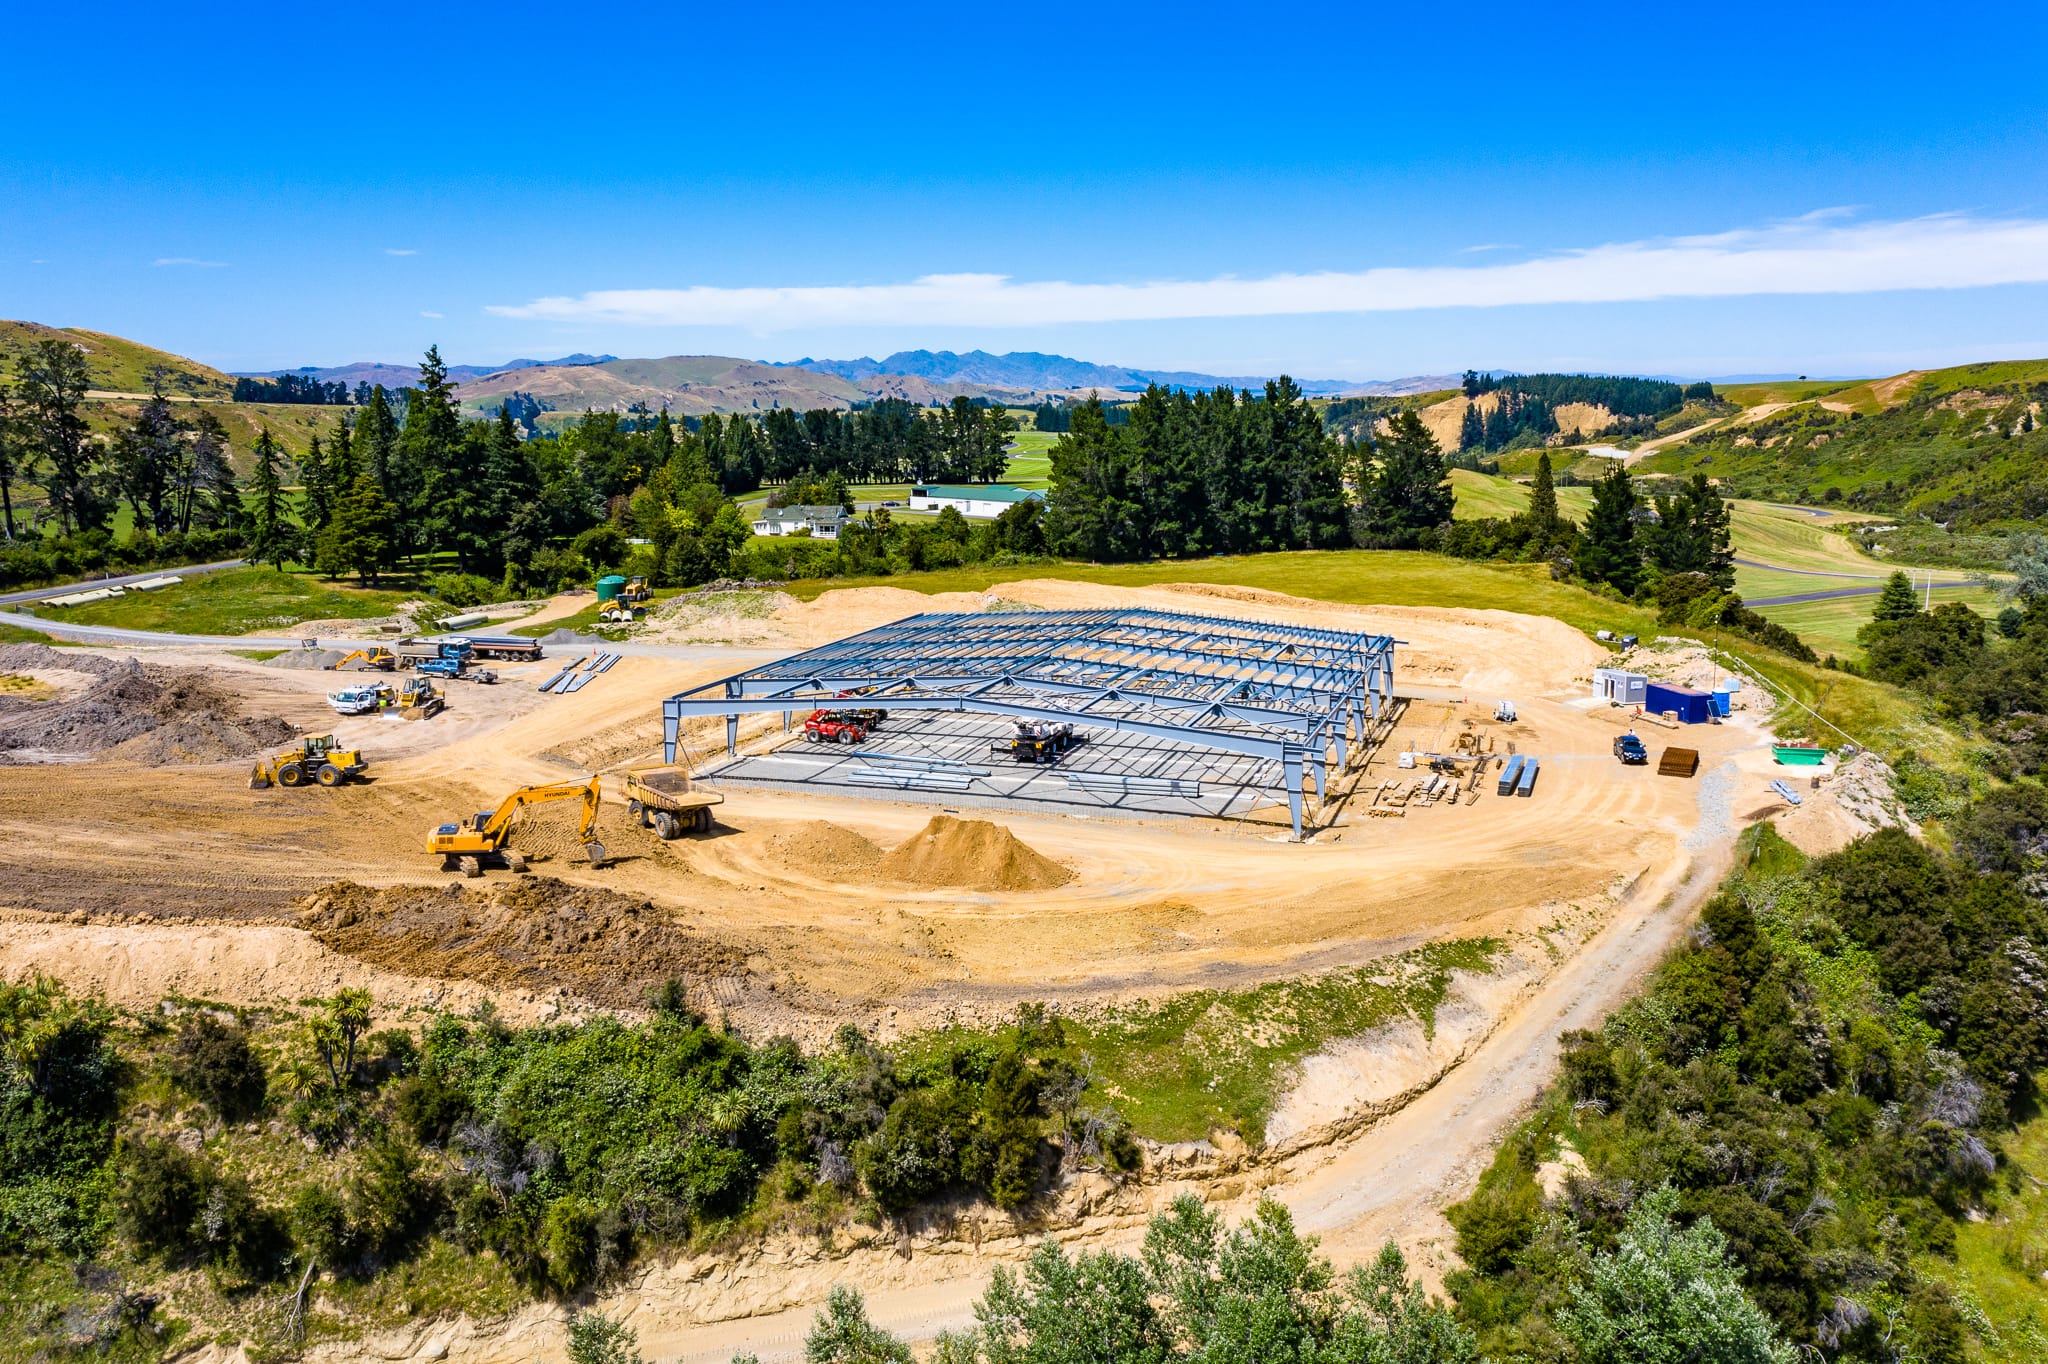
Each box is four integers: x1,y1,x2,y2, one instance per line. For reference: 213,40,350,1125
298,878,749,1009
265,648,351,670
877,815,1073,892
506,800,674,868
0,644,295,765
764,820,884,879
1777,752,1920,856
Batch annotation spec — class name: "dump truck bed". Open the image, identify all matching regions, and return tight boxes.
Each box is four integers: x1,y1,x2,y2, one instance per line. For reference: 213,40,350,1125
624,765,723,811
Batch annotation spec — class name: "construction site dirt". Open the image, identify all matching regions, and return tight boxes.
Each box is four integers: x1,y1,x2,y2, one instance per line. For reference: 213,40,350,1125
0,579,1805,1046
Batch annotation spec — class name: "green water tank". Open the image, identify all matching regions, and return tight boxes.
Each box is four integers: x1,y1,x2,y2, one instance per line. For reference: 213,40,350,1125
595,575,628,603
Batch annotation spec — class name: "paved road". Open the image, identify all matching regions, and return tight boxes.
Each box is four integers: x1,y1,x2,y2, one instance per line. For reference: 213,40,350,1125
0,558,247,608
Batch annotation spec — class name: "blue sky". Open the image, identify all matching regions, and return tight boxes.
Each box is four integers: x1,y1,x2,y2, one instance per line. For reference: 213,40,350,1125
6,0,2048,380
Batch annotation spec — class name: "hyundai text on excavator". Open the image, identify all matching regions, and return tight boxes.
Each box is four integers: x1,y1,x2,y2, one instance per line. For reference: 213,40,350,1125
425,776,607,877
250,735,368,789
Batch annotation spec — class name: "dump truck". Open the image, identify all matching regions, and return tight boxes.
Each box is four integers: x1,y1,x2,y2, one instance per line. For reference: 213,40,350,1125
1613,732,1649,765
426,776,605,876
1005,719,1082,765
251,735,368,789
393,638,472,668
623,765,723,839
327,647,396,671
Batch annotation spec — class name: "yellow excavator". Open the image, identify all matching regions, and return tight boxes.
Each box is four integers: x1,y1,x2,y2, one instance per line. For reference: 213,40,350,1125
251,735,369,789
328,647,397,671
425,776,606,876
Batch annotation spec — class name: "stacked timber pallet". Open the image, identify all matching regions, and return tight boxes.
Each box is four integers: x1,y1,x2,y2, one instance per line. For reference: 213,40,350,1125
1658,747,1701,777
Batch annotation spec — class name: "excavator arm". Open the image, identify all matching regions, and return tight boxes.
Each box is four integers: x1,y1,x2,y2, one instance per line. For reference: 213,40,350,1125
476,777,607,864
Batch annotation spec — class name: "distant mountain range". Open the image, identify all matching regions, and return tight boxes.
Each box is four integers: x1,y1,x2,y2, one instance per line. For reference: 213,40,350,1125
233,354,616,387
776,349,1371,395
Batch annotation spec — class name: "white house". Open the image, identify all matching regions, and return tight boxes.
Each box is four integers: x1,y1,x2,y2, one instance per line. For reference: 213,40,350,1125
1593,667,1647,705
749,505,850,540
907,484,1044,519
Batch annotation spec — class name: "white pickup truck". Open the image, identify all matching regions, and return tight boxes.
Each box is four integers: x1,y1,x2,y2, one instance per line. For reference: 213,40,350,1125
328,683,391,716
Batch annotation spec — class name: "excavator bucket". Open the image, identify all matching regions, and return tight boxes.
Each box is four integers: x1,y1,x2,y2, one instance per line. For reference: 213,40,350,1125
584,840,607,868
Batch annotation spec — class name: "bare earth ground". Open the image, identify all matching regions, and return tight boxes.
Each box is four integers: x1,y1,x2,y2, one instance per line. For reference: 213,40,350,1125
0,579,1826,1362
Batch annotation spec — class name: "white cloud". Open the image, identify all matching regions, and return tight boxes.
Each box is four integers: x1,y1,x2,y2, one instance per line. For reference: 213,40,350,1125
419,310,443,319
386,248,418,256
153,257,226,268
487,212,2048,330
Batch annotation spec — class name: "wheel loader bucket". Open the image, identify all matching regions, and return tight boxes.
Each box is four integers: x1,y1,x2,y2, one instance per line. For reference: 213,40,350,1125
249,764,272,789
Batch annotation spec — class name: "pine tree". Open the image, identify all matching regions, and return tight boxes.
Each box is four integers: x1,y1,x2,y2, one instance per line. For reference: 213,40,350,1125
182,411,238,532
0,381,21,539
110,368,184,534
15,337,104,533
1577,464,1642,594
1459,401,1484,453
317,473,396,584
299,432,333,533
1527,451,1561,532
1351,409,1453,548
245,428,294,570
1872,571,1920,623
354,385,398,494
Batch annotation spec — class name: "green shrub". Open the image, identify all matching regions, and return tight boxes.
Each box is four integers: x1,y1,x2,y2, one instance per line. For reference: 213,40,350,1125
290,1180,351,1268
567,1308,645,1364
167,1014,267,1121
425,571,503,608
116,1137,206,1258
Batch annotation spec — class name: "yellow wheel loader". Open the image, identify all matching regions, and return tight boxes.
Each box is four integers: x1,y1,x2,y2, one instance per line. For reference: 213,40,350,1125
250,735,368,789
425,776,606,877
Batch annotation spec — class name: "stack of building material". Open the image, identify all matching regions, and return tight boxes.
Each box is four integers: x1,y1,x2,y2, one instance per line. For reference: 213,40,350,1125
1658,747,1701,777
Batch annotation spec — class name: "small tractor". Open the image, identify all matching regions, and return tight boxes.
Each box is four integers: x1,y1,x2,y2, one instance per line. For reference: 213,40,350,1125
251,735,368,789
327,647,397,672
426,776,606,876
803,710,869,744
1005,719,1081,765
1613,731,1649,765
621,575,652,604
394,676,445,719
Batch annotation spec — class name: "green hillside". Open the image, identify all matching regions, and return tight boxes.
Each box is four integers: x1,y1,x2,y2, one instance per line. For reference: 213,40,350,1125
0,320,232,398
1639,358,2048,533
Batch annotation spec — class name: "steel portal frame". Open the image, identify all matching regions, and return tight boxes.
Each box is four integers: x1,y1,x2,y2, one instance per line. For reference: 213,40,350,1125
661,607,1396,838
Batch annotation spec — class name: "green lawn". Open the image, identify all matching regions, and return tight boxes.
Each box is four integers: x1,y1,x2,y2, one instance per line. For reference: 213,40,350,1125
1749,584,2001,661
41,566,410,636
0,619,67,645
1450,467,1592,520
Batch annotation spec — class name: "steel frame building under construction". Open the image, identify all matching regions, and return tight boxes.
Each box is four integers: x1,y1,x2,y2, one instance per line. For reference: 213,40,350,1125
661,607,1397,838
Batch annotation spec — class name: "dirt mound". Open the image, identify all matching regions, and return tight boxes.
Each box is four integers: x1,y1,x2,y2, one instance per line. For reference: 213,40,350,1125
503,799,674,868
1776,752,1919,856
265,648,349,670
877,815,1073,892
106,711,296,765
0,654,298,765
0,641,134,680
298,878,749,1009
765,820,883,879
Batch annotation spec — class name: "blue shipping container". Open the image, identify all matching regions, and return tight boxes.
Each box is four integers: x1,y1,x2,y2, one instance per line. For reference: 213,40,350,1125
1643,682,1713,724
